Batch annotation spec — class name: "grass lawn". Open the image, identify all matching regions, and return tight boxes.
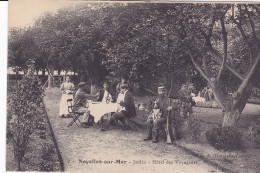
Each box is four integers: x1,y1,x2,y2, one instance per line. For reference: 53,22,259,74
133,95,260,173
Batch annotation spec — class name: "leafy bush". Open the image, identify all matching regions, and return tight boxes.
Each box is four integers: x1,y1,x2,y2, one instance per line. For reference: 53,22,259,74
170,105,184,140
39,143,54,172
186,117,202,141
247,123,260,148
7,74,45,170
206,125,243,151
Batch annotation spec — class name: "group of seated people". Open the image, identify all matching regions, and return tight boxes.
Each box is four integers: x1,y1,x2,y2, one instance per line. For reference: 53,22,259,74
59,76,195,143
59,76,136,130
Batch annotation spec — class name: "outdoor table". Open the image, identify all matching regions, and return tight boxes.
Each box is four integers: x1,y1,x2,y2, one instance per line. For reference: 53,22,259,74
87,101,118,123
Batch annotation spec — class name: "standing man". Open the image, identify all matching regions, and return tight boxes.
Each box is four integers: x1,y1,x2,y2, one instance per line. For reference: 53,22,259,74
108,84,136,130
178,84,193,119
143,86,172,143
73,82,99,128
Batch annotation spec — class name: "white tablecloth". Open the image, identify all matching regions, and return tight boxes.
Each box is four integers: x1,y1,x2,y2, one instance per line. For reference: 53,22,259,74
88,102,118,123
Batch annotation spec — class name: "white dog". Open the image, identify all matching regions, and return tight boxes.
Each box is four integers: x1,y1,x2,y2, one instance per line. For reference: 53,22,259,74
192,96,206,103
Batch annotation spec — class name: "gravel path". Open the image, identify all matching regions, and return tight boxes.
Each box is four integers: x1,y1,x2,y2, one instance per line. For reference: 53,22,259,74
44,88,220,173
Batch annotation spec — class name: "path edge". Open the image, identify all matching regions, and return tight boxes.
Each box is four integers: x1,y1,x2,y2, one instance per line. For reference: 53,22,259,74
43,101,65,172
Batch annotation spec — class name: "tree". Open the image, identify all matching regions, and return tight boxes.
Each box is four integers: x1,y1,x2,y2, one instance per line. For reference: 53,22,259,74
101,3,195,95
177,4,260,127
8,28,39,75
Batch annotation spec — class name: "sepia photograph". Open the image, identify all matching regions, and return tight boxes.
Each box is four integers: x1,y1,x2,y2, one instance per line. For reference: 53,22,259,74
6,0,260,172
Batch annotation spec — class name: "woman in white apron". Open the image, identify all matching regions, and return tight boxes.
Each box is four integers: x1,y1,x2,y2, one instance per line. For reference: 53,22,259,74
59,76,75,117
116,90,126,112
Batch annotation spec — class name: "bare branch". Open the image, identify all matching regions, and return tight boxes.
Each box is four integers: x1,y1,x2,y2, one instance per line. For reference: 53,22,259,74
187,48,213,85
217,17,228,81
237,50,260,94
208,17,216,39
250,4,260,20
202,54,210,76
244,5,259,48
207,46,244,81
232,8,254,64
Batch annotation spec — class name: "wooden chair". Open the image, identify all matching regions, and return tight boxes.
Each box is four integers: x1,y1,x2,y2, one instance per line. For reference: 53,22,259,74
67,99,83,127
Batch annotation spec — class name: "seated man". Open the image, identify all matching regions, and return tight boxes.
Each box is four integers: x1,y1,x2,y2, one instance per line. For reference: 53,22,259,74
108,84,136,131
73,82,99,128
143,86,172,143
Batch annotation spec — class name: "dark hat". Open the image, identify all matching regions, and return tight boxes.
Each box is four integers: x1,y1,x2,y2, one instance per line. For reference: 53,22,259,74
120,84,129,89
78,82,86,88
158,86,167,91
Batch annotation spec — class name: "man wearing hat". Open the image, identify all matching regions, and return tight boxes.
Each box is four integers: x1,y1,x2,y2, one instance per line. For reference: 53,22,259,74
144,86,173,143
108,83,136,130
73,82,99,128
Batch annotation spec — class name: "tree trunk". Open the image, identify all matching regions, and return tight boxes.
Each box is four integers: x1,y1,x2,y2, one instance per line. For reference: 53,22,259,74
222,84,253,127
209,83,226,110
14,147,21,171
47,74,52,89
47,69,54,89
42,68,45,76
90,80,95,94
222,108,242,127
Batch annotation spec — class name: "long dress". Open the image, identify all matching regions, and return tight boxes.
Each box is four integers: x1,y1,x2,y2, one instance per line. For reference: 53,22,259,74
59,82,75,117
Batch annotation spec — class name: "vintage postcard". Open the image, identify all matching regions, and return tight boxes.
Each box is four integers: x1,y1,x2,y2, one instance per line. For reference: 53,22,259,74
6,0,260,172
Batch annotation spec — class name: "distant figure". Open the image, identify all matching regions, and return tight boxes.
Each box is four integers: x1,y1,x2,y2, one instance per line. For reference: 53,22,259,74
97,82,114,103
59,76,75,118
200,88,205,98
116,77,127,97
178,84,193,119
208,88,214,101
204,87,209,101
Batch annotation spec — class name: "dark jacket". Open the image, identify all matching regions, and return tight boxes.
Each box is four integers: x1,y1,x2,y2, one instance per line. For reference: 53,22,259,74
120,90,136,118
157,96,171,119
178,89,191,103
178,88,195,106
73,89,98,112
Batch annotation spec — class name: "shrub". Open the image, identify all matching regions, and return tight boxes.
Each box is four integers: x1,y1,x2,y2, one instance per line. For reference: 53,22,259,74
171,106,184,140
7,73,45,170
206,125,243,151
186,117,202,141
248,123,260,149
39,143,54,172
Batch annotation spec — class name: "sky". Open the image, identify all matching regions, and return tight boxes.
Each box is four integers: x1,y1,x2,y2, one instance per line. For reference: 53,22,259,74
8,0,72,28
